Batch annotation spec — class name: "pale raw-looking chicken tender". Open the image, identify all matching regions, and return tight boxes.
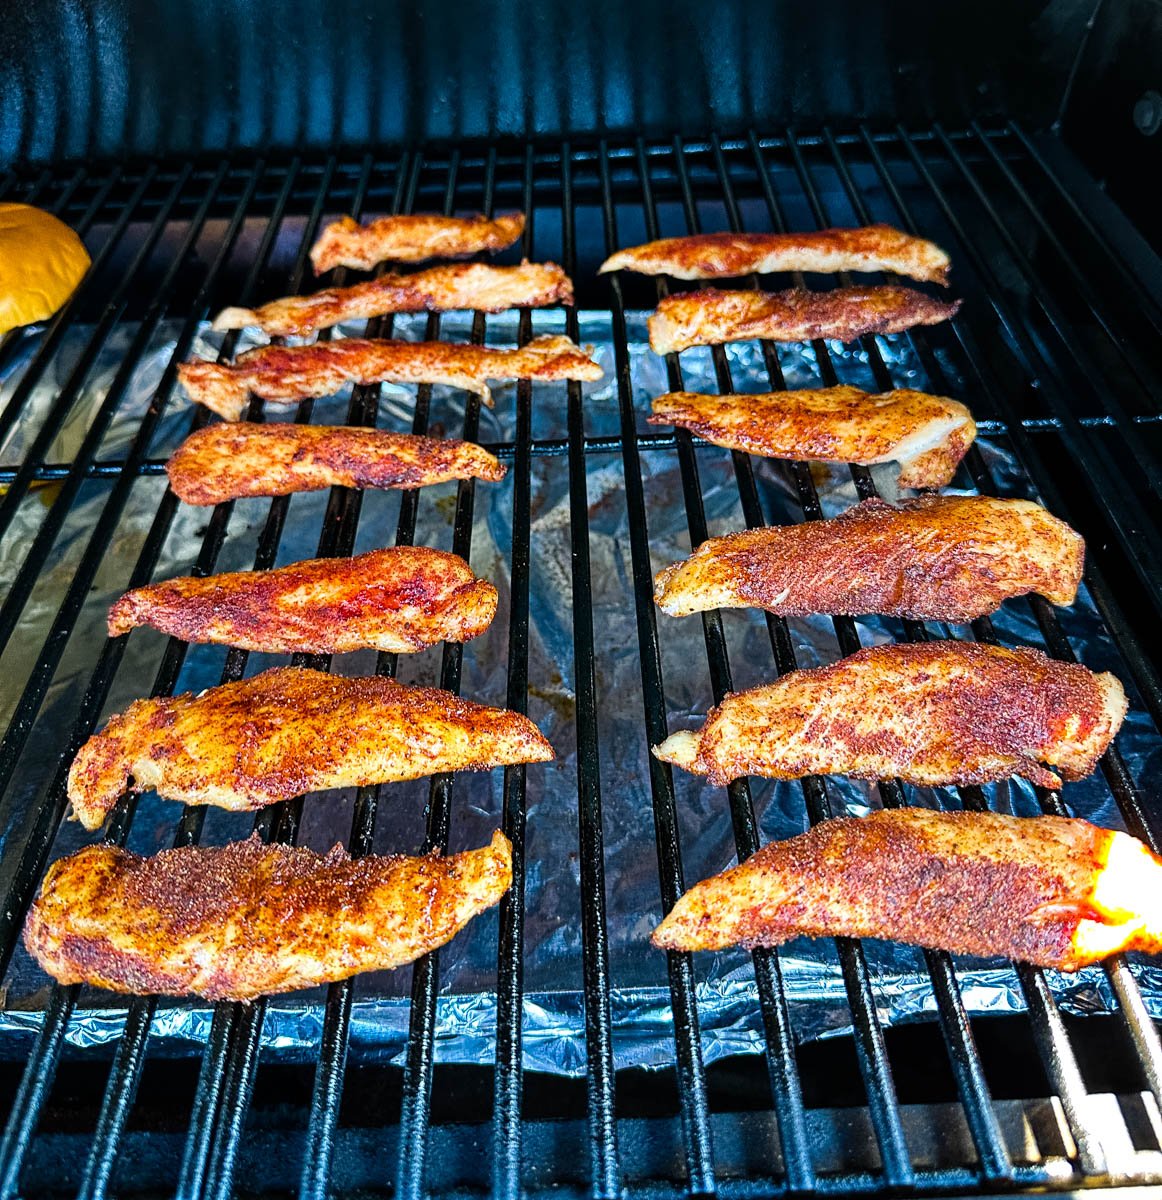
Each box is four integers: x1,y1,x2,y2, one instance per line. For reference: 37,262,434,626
166,422,505,506
648,286,961,354
652,810,1162,971
600,225,951,285
649,386,976,489
654,641,1126,790
25,831,513,1000
213,261,573,338
108,546,498,654
310,212,525,273
177,335,603,420
653,496,1084,622
68,667,555,831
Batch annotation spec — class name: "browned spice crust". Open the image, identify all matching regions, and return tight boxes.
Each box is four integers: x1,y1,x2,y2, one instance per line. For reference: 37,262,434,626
214,261,573,337
177,335,603,420
67,667,555,830
109,546,498,654
652,809,1162,971
166,421,505,506
601,224,951,285
25,831,513,1000
310,212,525,273
648,286,961,354
655,641,1126,790
653,495,1084,622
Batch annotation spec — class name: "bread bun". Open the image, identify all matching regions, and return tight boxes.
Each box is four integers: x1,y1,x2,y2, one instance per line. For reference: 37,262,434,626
0,204,91,338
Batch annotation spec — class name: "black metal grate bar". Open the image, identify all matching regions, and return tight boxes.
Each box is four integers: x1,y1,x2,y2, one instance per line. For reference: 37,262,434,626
596,147,720,1194
0,130,1161,1199
393,147,494,1200
297,148,418,1200
490,145,540,1200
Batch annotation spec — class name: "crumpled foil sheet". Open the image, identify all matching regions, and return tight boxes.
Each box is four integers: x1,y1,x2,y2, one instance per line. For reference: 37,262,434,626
1,310,1160,1074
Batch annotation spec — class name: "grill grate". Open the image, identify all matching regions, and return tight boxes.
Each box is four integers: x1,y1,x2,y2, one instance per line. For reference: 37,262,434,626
1,128,1162,1198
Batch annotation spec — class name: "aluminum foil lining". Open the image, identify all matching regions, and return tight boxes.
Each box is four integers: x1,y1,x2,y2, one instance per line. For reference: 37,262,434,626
1,309,1160,1074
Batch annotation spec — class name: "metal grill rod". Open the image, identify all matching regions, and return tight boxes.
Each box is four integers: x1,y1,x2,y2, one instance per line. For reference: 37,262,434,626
624,135,825,1192
489,144,541,1200
297,148,418,1200
560,142,624,1200
393,147,498,1200
595,144,719,1195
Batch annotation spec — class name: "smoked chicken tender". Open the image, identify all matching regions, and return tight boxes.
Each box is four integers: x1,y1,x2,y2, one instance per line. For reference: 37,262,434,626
68,667,555,831
648,286,960,355
652,809,1162,972
177,335,603,420
108,546,497,654
310,212,525,273
654,642,1126,791
166,422,504,507
653,496,1084,622
213,262,573,338
25,831,513,1000
600,225,951,285
649,386,975,489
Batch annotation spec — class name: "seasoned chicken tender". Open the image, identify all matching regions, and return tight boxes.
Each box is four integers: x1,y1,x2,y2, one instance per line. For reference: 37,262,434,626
108,546,497,654
654,642,1126,790
166,422,505,506
653,810,1162,972
178,335,602,420
68,667,555,830
600,225,951,285
25,831,513,1000
648,286,960,355
310,212,525,273
213,262,573,337
649,386,976,489
654,496,1083,622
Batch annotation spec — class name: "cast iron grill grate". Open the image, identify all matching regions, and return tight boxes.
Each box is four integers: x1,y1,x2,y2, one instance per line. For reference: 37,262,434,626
0,127,1161,1199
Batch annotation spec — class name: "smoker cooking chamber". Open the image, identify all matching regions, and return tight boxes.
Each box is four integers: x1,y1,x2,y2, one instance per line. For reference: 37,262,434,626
0,124,1161,1199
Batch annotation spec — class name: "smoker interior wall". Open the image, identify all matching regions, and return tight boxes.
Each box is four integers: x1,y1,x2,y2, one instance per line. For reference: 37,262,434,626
1058,0,1162,253
1,0,1094,166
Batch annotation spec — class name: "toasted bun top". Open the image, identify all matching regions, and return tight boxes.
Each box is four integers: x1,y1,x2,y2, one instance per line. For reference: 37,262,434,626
0,204,91,337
